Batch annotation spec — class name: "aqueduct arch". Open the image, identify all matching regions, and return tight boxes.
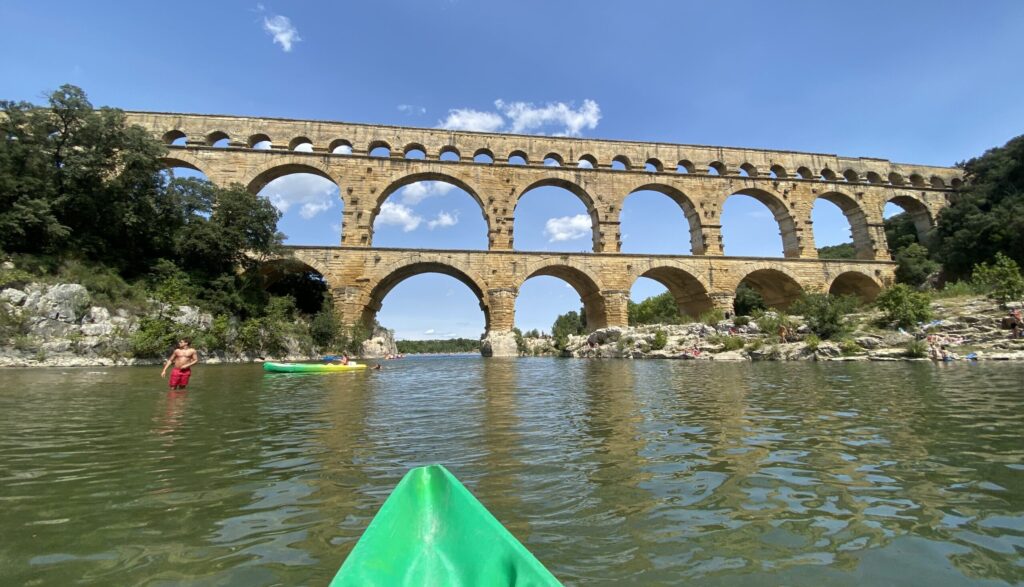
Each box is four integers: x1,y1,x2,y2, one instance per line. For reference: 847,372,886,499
133,110,961,355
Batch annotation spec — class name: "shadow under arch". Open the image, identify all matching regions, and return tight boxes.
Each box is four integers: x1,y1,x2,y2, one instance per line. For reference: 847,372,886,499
515,177,601,252
737,267,804,310
827,271,882,302
726,187,800,258
361,261,490,330
519,263,607,330
624,183,703,254
887,194,934,245
816,190,874,259
632,266,713,318
244,161,337,194
369,171,491,246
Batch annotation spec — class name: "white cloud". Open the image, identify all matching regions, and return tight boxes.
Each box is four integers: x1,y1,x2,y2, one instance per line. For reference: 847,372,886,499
400,181,454,205
262,175,337,219
263,14,301,52
495,99,601,136
427,210,459,230
398,104,427,115
376,201,422,232
437,109,505,132
544,214,592,242
436,99,601,136
424,328,436,335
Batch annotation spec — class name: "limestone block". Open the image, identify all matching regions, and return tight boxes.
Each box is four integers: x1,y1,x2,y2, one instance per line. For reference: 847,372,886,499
480,331,518,357
0,288,26,306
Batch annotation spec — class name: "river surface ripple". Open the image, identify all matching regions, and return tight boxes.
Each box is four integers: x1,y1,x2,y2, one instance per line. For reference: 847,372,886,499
0,359,1021,585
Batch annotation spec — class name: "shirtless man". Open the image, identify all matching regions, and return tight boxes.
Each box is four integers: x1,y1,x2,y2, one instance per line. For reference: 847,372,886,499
161,338,199,389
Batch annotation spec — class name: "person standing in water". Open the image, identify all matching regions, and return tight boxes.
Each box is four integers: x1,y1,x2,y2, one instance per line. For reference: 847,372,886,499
161,338,199,389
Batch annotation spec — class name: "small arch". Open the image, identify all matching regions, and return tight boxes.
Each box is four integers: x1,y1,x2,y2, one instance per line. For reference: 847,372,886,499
739,163,758,178
159,155,209,178
329,139,353,155
508,150,528,165
249,134,272,150
515,178,600,252
816,191,874,259
633,267,713,318
611,155,631,170
950,177,963,189
888,172,905,185
163,130,187,146
403,143,427,159
827,271,882,303
769,164,787,179
842,169,860,183
439,146,461,162
677,160,695,174
244,160,337,194
543,153,563,167
887,194,934,244
577,154,597,169
865,171,883,184
820,168,838,181
622,184,702,255
722,188,800,258
796,166,814,180
368,141,392,158
206,131,230,148
929,176,946,188
909,173,926,187
645,158,664,173
473,148,494,164
289,136,314,152
708,161,727,176
737,267,804,310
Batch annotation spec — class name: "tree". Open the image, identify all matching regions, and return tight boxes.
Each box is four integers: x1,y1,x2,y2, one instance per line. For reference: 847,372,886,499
875,284,932,328
971,253,1024,305
930,134,1024,279
628,291,681,325
734,283,767,316
789,293,858,339
894,243,940,287
817,243,856,260
551,310,585,349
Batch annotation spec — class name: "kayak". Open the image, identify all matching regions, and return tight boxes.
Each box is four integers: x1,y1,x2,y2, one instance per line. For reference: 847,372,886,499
330,465,561,586
262,361,366,373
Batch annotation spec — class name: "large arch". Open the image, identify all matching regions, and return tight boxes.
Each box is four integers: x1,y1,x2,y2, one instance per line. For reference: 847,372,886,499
722,188,801,258
815,191,874,259
735,266,804,310
360,260,491,330
517,262,607,330
631,266,713,318
827,271,882,302
514,178,601,252
886,194,934,244
369,171,491,247
622,183,703,255
243,160,337,194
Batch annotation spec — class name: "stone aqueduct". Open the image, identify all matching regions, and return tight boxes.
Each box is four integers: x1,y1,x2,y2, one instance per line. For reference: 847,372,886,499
124,111,962,355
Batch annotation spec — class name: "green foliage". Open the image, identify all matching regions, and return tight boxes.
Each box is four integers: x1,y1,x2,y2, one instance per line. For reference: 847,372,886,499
552,309,585,350
745,339,764,352
708,334,745,352
0,266,33,289
885,212,922,253
905,339,929,358
651,329,667,350
894,243,940,286
0,306,29,345
751,310,795,340
628,291,681,325
203,315,232,353
839,338,863,356
395,338,481,354
930,134,1024,279
512,327,527,354
804,333,821,351
875,284,933,327
788,293,858,340
733,283,767,316
970,253,1024,304
310,305,342,348
700,309,725,325
131,317,184,358
148,259,196,307
817,242,856,259
733,315,751,326
933,280,983,299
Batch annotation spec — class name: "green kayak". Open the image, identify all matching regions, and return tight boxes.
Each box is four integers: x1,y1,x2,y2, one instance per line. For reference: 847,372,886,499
330,465,562,586
262,361,366,373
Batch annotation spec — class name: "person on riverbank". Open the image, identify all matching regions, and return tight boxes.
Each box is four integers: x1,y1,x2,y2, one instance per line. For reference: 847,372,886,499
161,338,199,389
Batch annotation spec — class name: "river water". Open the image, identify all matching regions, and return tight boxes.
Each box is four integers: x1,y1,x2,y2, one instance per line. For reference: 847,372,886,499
1,358,1021,586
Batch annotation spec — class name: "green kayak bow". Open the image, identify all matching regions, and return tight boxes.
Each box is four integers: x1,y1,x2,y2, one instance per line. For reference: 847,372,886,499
330,465,562,586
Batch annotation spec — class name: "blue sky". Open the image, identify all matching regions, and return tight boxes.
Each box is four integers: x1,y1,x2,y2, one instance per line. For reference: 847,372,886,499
2,1,1022,339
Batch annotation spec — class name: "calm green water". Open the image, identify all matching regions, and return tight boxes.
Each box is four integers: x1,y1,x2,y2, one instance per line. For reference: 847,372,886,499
1,359,1022,586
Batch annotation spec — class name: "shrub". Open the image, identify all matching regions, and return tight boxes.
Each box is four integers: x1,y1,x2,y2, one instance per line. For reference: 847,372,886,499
700,309,725,325
875,284,932,328
310,306,342,348
745,339,764,352
0,267,34,289
709,334,745,352
131,316,183,358
905,339,929,358
894,243,940,287
839,338,863,356
971,253,1024,305
751,310,795,340
788,293,858,340
651,329,668,351
733,316,751,327
804,333,821,351
934,280,982,299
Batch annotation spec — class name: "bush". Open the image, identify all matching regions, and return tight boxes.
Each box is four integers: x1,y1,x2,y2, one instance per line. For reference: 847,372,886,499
310,306,342,348
804,333,821,351
905,339,929,358
734,283,767,316
788,293,858,340
733,315,751,326
709,334,745,352
751,310,794,340
839,338,863,356
131,317,184,358
0,267,33,289
934,280,983,299
875,284,933,328
894,243,940,287
651,329,667,350
700,309,725,325
971,253,1024,305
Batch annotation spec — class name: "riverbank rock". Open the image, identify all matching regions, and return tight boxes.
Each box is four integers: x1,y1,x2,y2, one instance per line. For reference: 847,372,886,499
480,331,518,357
362,326,398,358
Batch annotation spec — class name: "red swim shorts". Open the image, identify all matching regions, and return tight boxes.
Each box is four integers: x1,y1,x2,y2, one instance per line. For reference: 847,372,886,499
169,367,192,388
